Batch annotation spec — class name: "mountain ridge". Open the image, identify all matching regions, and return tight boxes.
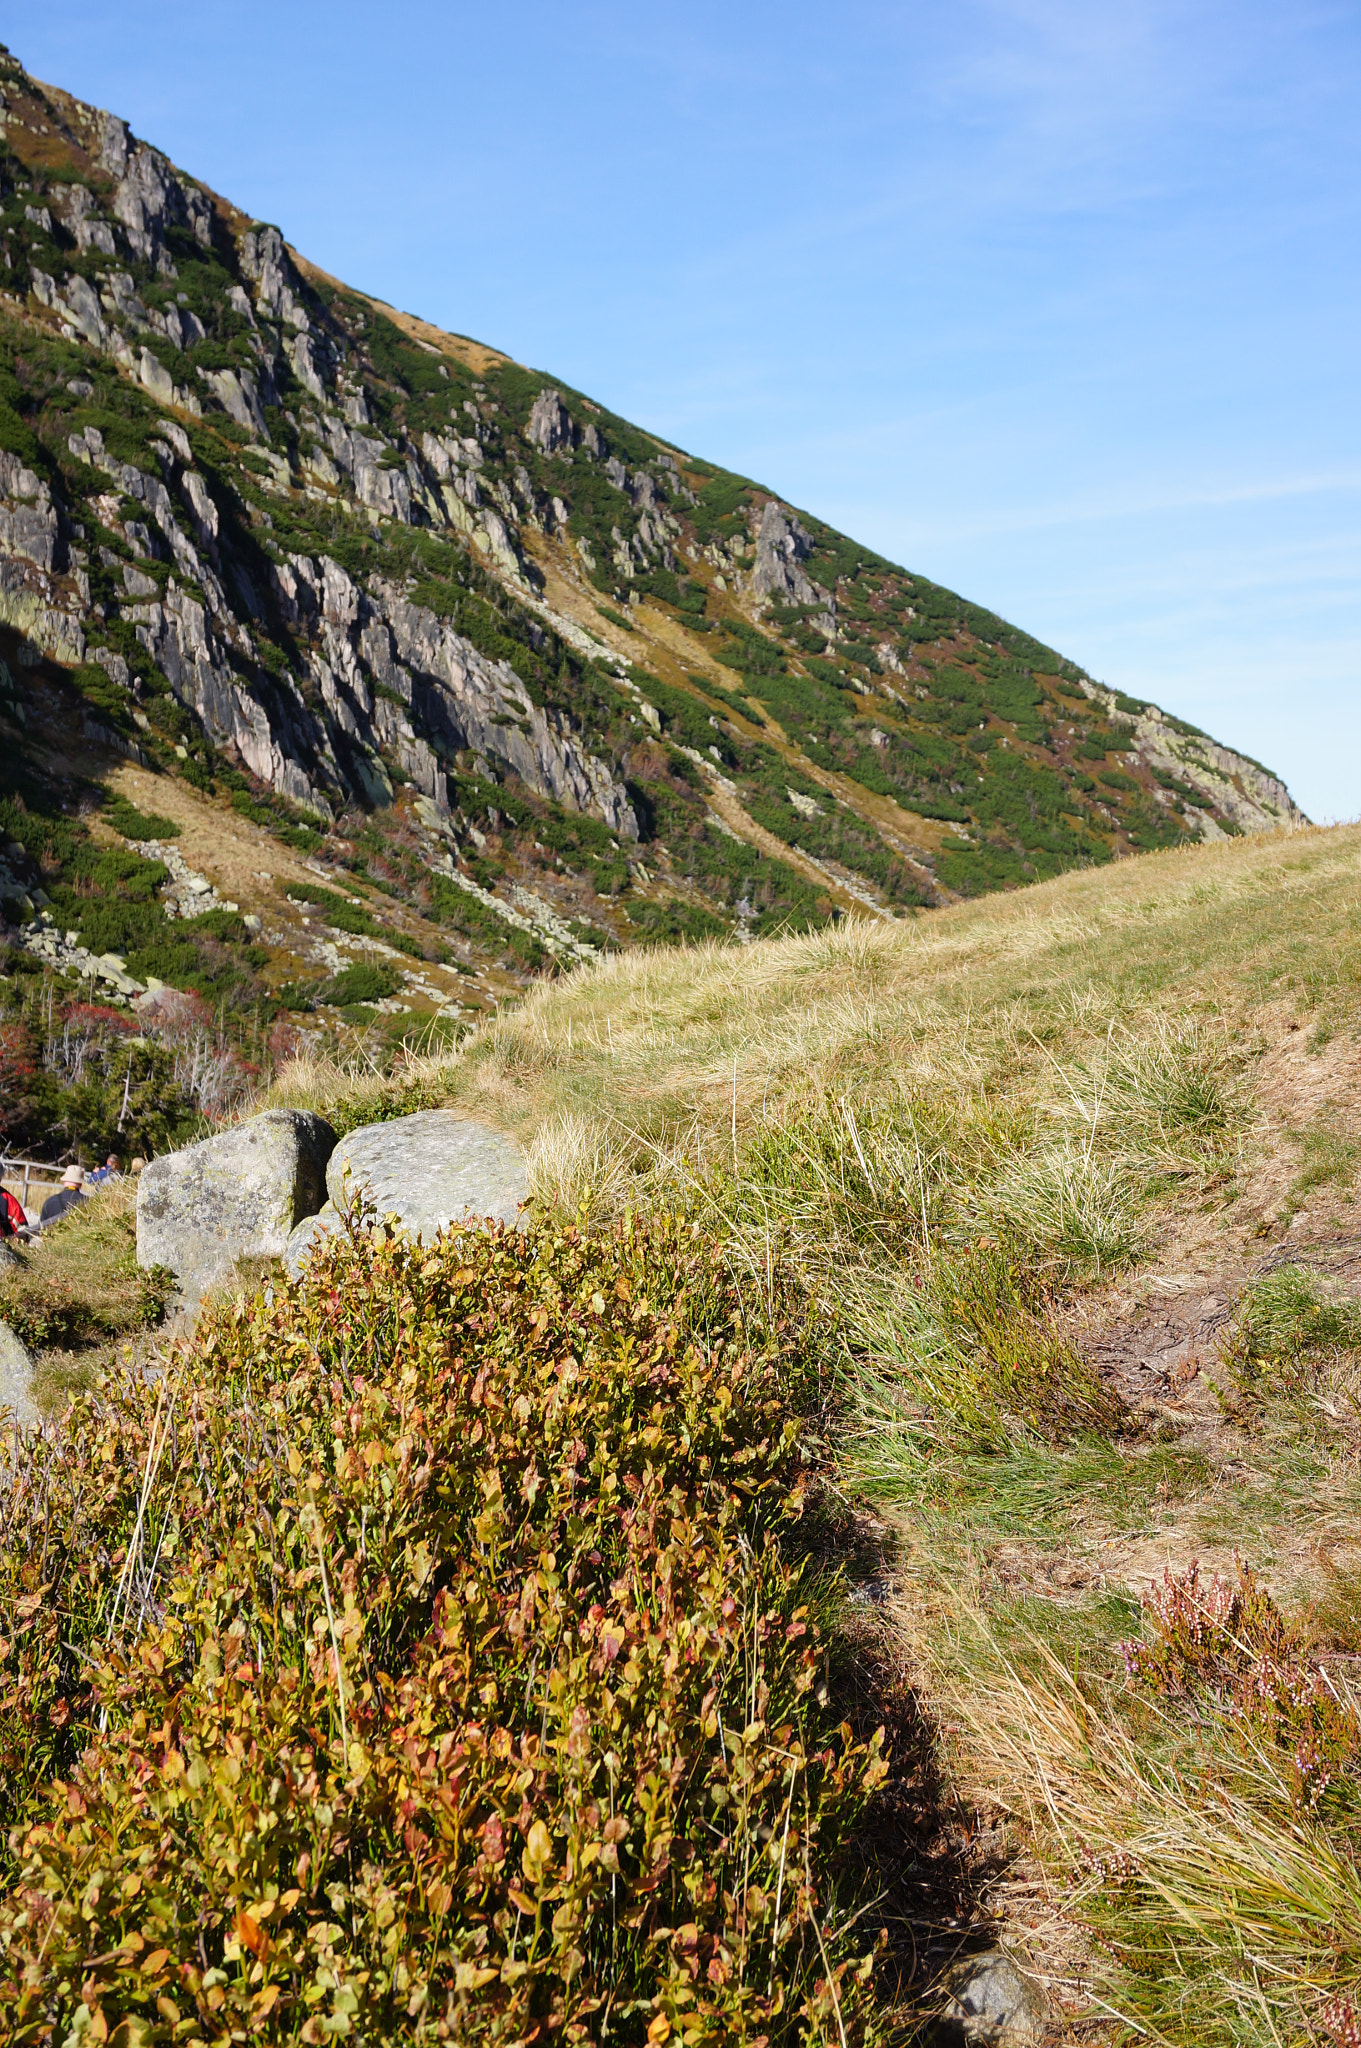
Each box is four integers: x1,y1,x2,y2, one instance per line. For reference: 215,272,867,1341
0,44,1305,1044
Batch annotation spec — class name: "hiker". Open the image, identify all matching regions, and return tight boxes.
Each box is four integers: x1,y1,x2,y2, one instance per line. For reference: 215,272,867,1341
88,1153,120,1185
0,1183,30,1241
39,1164,88,1228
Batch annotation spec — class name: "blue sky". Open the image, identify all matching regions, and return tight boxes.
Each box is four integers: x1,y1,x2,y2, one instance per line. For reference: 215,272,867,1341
19,2,1360,819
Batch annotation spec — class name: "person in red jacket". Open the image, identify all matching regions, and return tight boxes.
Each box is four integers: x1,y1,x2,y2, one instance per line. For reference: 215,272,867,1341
0,1186,30,1240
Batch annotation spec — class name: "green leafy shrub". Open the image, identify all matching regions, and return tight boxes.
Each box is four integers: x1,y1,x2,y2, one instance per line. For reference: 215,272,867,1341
0,1212,886,2043
321,960,400,1006
290,883,421,954
103,794,180,840
228,787,324,849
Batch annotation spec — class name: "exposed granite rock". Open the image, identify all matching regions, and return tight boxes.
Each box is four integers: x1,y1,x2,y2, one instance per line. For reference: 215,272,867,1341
125,838,236,919
287,331,327,402
198,365,267,437
56,183,118,257
751,499,820,606
137,1109,336,1307
526,388,576,454
0,450,62,573
18,920,144,999
136,345,175,406
0,559,84,665
311,412,411,521
110,135,212,270
282,1201,340,1274
156,302,205,351
0,1322,37,1430
130,580,340,817
96,110,132,175
326,1112,527,1230
179,467,219,540
1077,683,1308,837
272,553,638,835
283,1110,527,1272
32,267,109,348
241,225,312,331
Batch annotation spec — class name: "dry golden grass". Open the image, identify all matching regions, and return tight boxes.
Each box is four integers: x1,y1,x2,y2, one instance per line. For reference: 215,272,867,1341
265,820,1361,1224
0,1179,173,1410
242,823,1361,2038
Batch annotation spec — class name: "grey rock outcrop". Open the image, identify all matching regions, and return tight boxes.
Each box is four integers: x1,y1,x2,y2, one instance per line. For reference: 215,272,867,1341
0,452,62,574
18,911,143,996
751,499,821,606
526,388,576,454
272,554,639,836
197,365,267,437
137,1109,336,1306
1076,684,1309,836
937,1950,1048,2045
109,132,213,270
283,1110,527,1273
282,1203,342,1274
0,1321,37,1429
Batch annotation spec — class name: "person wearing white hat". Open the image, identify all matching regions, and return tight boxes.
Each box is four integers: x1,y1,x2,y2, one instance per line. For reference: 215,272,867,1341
39,1164,88,1228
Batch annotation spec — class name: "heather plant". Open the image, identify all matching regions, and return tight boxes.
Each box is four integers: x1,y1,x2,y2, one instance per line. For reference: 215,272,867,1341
1119,1558,1361,1813
0,1207,887,2045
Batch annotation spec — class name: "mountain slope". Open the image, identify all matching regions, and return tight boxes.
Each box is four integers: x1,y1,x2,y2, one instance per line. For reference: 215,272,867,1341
0,45,1304,1033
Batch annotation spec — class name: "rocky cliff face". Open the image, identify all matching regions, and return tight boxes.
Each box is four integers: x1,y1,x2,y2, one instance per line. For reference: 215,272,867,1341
0,42,1307,1002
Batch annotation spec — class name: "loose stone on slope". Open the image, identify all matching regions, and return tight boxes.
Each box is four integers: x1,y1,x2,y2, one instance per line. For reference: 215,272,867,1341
936,1949,1050,2045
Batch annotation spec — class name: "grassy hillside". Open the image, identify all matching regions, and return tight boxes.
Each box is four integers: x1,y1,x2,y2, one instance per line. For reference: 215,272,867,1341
5,806,1361,2037
252,816,1360,2041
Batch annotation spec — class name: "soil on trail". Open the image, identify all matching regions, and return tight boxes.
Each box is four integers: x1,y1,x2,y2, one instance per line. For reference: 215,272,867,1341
970,1005,1361,1611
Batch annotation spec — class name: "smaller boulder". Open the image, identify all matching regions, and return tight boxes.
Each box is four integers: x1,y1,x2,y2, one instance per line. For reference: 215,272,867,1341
0,1321,37,1429
937,1949,1048,2045
283,1201,339,1277
283,1110,527,1274
137,1109,336,1307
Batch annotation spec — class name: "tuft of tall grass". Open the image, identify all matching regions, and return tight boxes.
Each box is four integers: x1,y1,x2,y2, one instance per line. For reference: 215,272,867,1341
1221,1264,1361,1421
918,1596,1361,2047
976,1143,1147,1278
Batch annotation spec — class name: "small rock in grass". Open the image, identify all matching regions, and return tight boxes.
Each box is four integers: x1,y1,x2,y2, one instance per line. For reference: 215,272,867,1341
937,1949,1049,2045
137,1109,336,1309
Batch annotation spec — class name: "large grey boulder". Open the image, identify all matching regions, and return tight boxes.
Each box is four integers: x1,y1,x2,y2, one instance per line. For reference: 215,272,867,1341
937,1949,1048,2045
137,1109,335,1306
284,1110,527,1275
0,1321,37,1429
